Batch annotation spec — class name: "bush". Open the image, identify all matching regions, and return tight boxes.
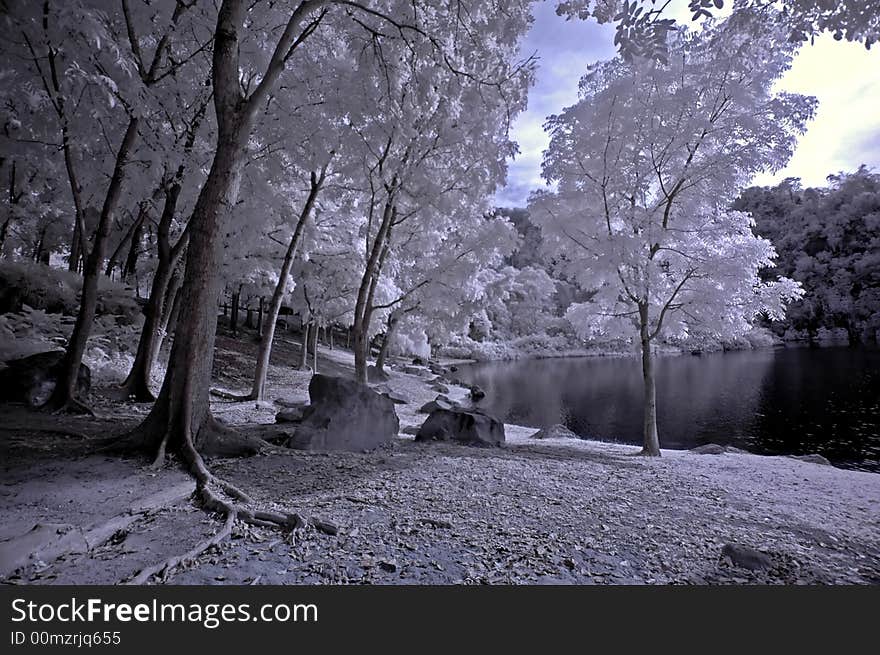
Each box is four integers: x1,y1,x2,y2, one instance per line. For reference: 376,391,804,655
0,260,141,321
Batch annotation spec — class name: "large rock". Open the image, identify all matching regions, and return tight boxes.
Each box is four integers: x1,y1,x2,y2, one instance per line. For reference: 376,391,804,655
417,395,456,414
415,407,505,447
530,424,580,440
0,351,91,407
284,375,398,452
720,543,773,571
372,384,408,404
469,385,486,402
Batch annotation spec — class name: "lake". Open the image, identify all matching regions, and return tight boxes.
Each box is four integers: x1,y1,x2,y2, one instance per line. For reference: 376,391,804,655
455,346,880,472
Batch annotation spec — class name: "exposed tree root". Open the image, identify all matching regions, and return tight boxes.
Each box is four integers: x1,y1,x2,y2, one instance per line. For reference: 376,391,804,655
126,507,235,585
125,420,306,584
209,387,257,402
40,396,95,416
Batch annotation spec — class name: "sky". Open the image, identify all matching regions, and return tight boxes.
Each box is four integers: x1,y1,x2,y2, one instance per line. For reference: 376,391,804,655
494,1,880,208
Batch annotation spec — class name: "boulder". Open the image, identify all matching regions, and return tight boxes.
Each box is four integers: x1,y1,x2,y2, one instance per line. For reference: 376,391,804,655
789,453,833,466
401,425,420,436
411,357,425,366
0,351,91,407
690,443,727,455
431,383,451,394
275,406,306,424
530,424,580,440
417,396,456,414
367,365,390,382
415,407,505,447
402,365,424,375
469,385,486,402
372,385,408,404
720,543,773,571
284,375,399,452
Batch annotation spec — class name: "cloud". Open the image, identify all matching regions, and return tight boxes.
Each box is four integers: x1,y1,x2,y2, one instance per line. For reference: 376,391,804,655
496,3,880,207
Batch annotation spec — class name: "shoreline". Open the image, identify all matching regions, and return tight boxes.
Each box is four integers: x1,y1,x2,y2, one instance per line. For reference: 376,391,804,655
1,337,877,585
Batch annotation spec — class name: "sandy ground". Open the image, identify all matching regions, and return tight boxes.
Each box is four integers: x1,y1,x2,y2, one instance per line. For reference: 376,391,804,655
1,331,878,585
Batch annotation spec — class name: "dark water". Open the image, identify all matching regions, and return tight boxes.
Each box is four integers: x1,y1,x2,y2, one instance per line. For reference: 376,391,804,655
455,347,880,472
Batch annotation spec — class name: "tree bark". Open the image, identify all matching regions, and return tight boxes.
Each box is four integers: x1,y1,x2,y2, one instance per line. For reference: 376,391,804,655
248,168,325,399
638,304,661,456
45,117,140,411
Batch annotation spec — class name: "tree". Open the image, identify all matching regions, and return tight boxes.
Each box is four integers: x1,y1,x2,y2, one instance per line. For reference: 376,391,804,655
531,14,811,455
735,167,880,343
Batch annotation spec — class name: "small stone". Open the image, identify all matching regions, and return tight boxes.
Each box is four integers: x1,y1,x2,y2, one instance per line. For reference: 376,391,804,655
312,519,339,536
378,560,397,572
721,543,773,571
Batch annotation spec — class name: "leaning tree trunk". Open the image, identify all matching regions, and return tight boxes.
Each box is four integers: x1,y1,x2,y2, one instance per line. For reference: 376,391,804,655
249,169,324,399
120,184,188,401
638,305,661,456
45,118,140,412
121,124,260,457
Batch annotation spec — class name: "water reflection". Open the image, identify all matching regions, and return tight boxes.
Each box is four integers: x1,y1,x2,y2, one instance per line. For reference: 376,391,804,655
456,347,880,471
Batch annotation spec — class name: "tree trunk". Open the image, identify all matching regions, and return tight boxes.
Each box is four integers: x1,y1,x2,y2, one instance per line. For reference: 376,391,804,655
256,297,263,336
298,321,311,370
121,121,259,457
120,0,329,461
244,306,254,329
106,202,149,278
122,215,144,283
230,286,241,337
312,320,319,374
120,183,188,401
352,199,395,383
249,168,324,399
329,327,334,350
639,304,661,456
45,117,140,411
375,313,399,374
154,271,184,355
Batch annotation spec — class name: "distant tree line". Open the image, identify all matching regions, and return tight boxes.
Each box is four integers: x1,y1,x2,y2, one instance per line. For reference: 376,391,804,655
735,167,880,344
